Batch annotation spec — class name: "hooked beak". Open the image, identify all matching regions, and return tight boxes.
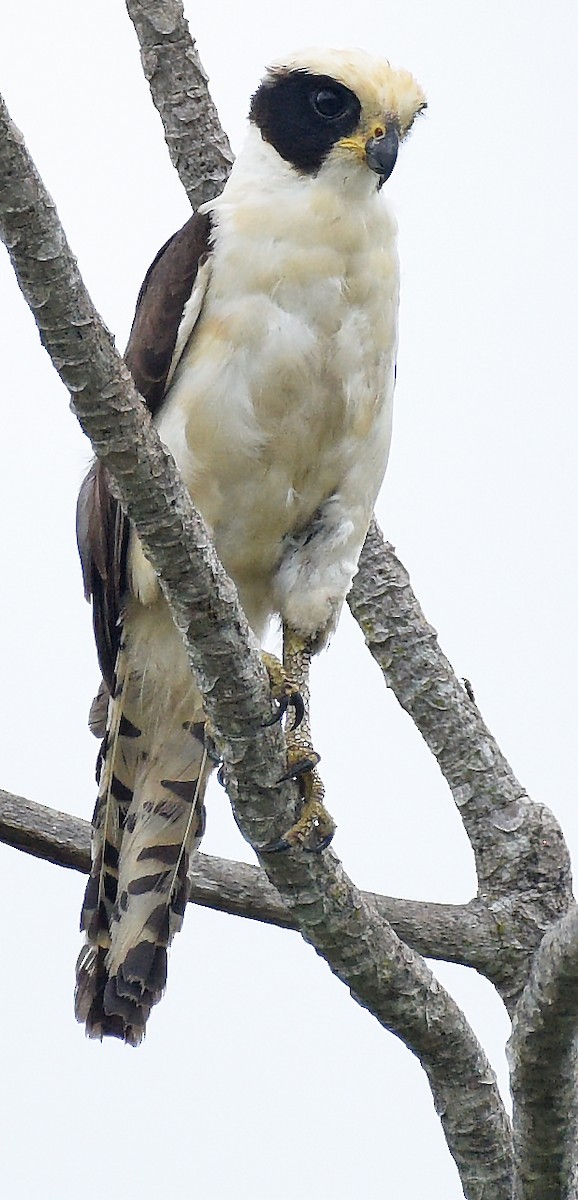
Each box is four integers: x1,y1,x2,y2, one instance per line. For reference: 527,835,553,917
365,126,399,187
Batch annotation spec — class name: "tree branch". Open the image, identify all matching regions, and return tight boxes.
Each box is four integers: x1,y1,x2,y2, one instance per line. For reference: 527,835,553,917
0,91,512,1199
125,0,233,209
123,0,573,958
0,786,495,967
121,0,574,1079
349,524,573,1007
508,904,578,1199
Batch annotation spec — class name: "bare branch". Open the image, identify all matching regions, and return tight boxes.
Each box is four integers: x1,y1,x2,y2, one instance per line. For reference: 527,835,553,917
118,0,562,1023
0,786,495,965
508,905,578,1199
0,790,89,874
350,523,573,1005
0,93,512,1198
125,0,571,1018
125,0,233,208
256,851,513,1199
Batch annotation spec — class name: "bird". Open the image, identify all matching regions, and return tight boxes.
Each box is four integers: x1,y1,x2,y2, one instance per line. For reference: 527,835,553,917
75,47,426,1045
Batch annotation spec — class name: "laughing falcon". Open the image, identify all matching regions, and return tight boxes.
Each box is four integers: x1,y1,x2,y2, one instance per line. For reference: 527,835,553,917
75,47,426,1044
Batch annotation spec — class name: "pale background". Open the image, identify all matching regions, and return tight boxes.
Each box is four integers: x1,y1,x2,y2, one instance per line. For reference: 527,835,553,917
1,2,577,1197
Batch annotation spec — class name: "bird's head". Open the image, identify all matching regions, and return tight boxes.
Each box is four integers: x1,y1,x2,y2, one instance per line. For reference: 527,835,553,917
249,47,426,189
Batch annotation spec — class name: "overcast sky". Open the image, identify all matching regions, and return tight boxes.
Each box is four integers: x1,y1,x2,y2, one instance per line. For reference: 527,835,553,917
1,3,577,1197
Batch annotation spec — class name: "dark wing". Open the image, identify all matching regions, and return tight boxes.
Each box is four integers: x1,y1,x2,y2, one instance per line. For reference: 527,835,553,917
77,460,129,692
77,210,213,691
124,210,213,415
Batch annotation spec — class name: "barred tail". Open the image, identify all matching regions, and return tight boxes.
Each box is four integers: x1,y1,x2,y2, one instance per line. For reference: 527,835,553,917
76,603,211,1045
101,726,208,1045
76,638,139,1034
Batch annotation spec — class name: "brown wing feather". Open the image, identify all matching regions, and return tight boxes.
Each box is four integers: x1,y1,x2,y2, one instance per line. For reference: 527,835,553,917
76,210,213,687
124,209,212,413
76,459,128,690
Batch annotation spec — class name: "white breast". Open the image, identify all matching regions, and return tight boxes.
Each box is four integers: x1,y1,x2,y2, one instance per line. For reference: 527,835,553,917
154,129,399,638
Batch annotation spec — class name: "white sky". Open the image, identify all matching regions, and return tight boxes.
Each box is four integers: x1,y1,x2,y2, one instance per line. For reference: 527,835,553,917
1,2,577,1197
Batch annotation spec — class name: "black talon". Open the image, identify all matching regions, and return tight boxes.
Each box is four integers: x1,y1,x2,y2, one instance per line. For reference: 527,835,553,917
288,691,305,730
259,821,334,855
263,694,290,727
259,836,292,854
303,830,335,853
263,690,305,731
277,752,321,784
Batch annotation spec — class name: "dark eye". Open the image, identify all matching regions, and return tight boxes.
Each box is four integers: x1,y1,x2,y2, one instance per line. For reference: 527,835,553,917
311,87,349,119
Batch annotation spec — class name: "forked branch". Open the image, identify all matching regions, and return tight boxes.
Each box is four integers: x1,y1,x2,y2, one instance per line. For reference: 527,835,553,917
0,86,512,1198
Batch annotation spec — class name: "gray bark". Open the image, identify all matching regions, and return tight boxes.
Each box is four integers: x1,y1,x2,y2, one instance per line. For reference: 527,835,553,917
349,527,573,1012
0,88,513,1198
1,6,577,1195
124,0,233,208
0,787,499,966
508,905,578,1198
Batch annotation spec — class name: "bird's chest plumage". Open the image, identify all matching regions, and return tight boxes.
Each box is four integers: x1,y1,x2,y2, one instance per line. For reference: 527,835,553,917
156,153,399,618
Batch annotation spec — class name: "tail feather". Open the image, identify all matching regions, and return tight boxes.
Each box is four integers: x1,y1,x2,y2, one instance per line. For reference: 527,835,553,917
75,945,130,1042
103,740,208,1042
79,641,138,950
76,603,211,1045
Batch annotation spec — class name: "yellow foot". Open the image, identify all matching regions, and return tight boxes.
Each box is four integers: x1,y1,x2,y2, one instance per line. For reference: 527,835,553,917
260,650,336,853
262,651,304,730
262,749,336,854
